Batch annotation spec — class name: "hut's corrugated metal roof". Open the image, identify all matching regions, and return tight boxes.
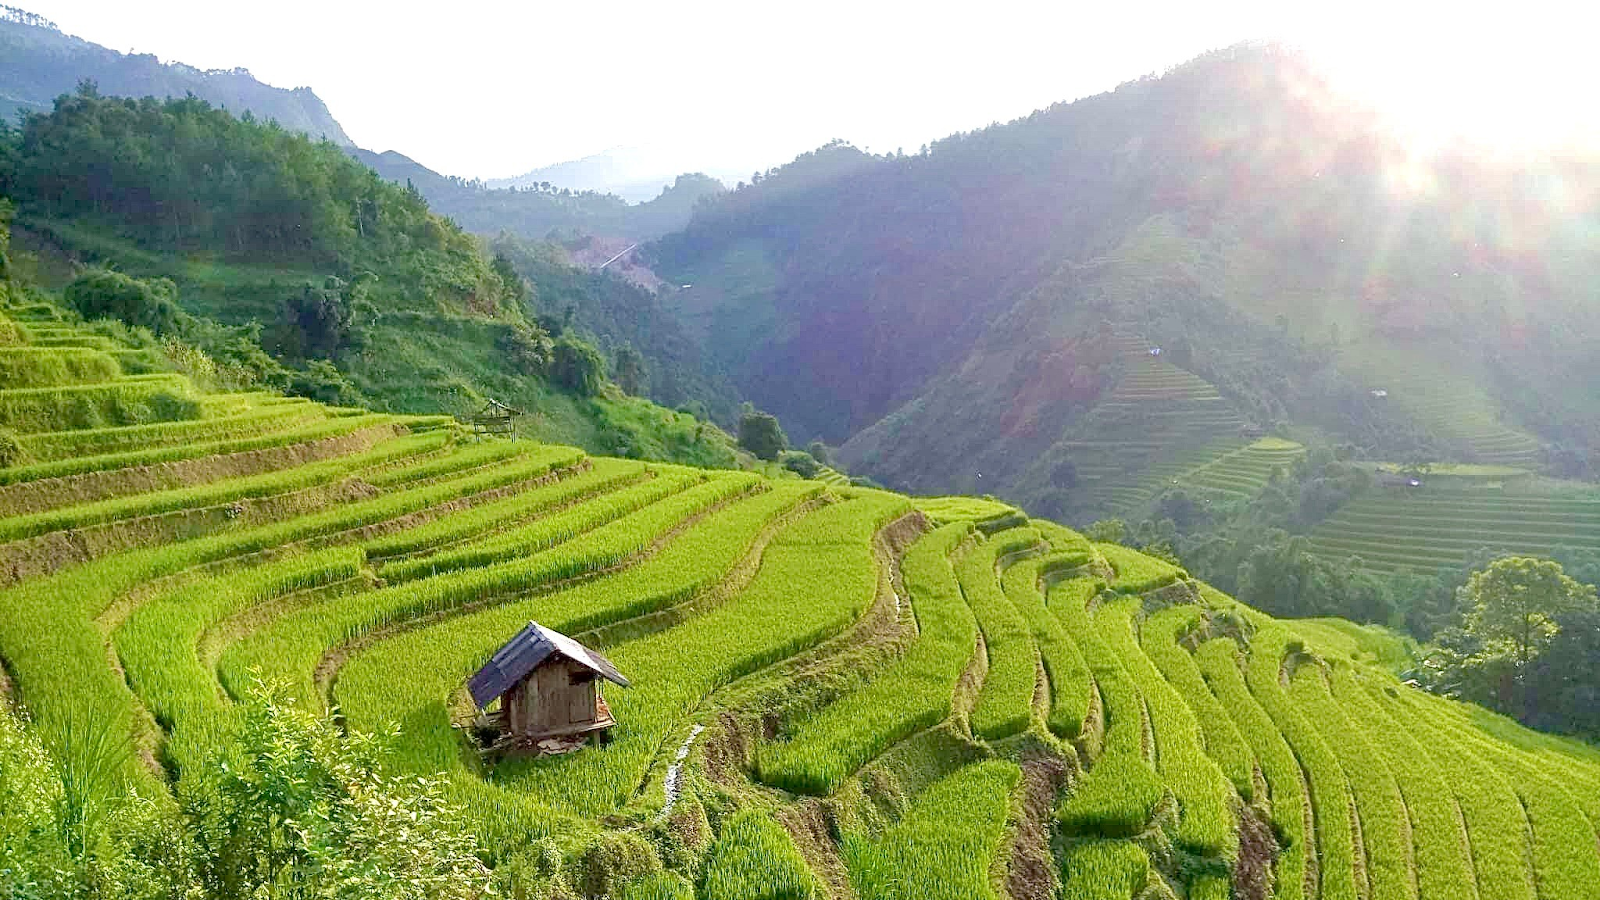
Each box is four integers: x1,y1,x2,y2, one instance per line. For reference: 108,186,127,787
467,621,629,708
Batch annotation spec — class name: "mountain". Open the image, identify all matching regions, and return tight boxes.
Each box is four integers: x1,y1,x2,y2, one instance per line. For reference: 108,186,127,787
350,146,726,242
0,6,350,143
488,147,739,204
646,44,1600,519
0,85,739,467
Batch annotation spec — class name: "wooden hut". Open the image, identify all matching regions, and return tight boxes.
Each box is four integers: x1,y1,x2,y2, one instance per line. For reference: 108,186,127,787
469,398,524,440
467,622,629,746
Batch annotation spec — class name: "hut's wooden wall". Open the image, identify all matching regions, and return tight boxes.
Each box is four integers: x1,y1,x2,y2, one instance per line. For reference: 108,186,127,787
502,658,598,739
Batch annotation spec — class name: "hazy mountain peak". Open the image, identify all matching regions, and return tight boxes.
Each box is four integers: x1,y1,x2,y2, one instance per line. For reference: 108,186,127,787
0,7,352,145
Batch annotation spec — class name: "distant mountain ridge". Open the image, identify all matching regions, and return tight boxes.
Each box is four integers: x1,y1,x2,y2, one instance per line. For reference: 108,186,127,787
0,6,350,144
646,44,1600,516
489,147,739,204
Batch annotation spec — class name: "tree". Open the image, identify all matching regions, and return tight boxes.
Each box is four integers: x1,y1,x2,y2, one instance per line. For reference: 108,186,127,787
737,409,788,461
1083,519,1125,544
281,278,355,360
65,269,183,335
611,343,648,396
491,251,528,307
549,336,605,396
1462,557,1596,671
806,440,831,467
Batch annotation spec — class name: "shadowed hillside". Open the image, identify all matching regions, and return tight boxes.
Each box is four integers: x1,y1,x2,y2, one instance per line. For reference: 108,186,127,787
647,44,1600,515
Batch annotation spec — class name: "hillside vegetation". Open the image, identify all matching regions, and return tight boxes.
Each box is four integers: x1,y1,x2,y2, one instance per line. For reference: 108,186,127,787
645,45,1600,513
6,285,1600,900
0,9,349,142
0,85,739,465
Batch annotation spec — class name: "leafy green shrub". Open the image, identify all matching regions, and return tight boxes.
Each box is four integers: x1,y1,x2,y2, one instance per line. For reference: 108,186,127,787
0,424,29,467
0,312,26,346
551,336,607,396
780,449,820,478
497,323,555,376
184,680,491,900
576,831,661,900
738,408,787,460
288,359,362,405
65,270,183,335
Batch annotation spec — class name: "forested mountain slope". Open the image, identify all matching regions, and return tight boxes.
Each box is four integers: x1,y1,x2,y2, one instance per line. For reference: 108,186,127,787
0,6,350,143
0,86,737,465
647,44,1600,511
6,289,1600,899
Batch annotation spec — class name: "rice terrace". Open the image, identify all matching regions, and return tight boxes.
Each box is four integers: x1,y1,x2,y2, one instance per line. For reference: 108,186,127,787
5,8,1600,900
6,292,1600,900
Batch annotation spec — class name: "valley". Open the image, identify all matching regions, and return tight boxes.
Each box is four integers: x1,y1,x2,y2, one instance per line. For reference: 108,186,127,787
3,13,1600,900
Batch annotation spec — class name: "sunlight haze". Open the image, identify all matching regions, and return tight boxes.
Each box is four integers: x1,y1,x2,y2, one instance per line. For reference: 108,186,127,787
23,0,1598,185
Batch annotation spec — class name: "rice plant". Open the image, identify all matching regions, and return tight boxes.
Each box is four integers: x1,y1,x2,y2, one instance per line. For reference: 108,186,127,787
844,760,1020,900
999,552,1092,740
700,809,818,900
957,527,1042,741
756,522,978,794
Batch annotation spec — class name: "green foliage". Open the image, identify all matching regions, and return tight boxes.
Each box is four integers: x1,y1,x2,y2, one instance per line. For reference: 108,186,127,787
779,449,820,479
576,831,661,900
550,337,607,397
14,86,435,267
279,278,357,360
700,810,816,900
610,344,648,397
1083,519,1125,544
1462,556,1595,668
0,425,29,467
182,680,491,900
738,408,788,461
64,270,182,335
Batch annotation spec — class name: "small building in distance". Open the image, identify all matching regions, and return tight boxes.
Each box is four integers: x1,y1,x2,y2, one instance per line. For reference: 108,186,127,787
467,622,629,750
468,398,524,440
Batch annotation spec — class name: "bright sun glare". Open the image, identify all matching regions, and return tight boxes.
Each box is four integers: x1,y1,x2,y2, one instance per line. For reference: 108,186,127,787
1300,10,1599,158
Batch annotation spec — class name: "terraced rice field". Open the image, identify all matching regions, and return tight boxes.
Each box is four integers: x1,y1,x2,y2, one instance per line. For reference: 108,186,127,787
1043,333,1250,519
7,300,1600,898
1348,346,1543,467
1181,437,1306,497
1309,480,1600,572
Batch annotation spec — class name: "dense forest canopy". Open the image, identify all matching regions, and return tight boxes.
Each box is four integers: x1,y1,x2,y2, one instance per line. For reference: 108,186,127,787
11,87,445,268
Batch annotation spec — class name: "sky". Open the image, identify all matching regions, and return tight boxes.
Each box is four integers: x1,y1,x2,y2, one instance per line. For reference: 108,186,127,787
21,0,1600,186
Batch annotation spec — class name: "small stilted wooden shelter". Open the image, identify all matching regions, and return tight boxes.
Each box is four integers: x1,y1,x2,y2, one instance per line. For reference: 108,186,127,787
469,398,524,440
467,622,628,746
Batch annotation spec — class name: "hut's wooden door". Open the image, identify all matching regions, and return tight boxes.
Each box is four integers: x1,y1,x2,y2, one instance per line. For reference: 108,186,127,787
569,670,596,724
